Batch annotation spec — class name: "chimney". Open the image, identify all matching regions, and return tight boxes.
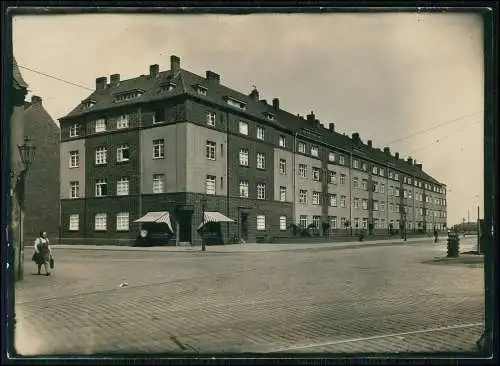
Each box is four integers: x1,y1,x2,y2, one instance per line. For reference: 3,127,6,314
95,76,107,90
206,70,220,84
329,123,335,132
352,132,360,142
260,99,268,104
367,140,372,148
383,147,390,155
395,152,400,160
307,111,315,123
314,119,321,128
170,55,180,74
407,157,413,165
31,95,42,105
272,98,280,110
416,163,423,170
149,64,159,78
110,74,120,87
249,87,259,100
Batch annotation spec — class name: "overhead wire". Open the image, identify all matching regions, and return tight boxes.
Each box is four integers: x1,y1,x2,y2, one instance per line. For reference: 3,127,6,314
18,65,94,91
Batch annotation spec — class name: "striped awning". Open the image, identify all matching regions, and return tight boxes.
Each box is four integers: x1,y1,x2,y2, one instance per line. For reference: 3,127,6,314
197,211,234,230
134,211,173,232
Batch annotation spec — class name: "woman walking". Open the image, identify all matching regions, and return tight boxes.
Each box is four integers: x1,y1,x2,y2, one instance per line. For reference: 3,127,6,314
32,231,52,276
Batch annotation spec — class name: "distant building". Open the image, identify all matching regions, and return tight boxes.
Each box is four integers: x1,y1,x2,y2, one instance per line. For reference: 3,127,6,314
23,96,60,243
59,55,447,246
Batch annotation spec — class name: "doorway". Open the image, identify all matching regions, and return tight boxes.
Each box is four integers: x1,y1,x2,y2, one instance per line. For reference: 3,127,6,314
179,213,192,242
240,213,249,241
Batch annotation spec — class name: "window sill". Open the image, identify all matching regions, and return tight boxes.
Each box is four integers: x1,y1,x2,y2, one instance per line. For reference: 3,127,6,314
68,229,79,232
152,156,165,160
94,230,107,232
239,164,249,168
95,163,108,166
117,159,130,163
257,167,266,171
69,166,79,169
116,229,130,232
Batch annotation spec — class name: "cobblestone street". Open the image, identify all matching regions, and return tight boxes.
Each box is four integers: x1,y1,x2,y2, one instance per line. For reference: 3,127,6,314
14,238,484,356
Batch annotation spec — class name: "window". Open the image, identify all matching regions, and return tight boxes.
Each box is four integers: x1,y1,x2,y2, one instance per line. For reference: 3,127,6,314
257,127,265,140
69,214,79,231
312,216,321,228
206,175,216,195
197,87,207,96
69,150,79,168
389,172,393,179
69,181,79,199
95,179,107,197
395,188,400,197
396,204,400,213
239,149,249,166
341,217,346,228
362,162,367,172
380,202,385,211
117,115,129,129
69,124,80,137
328,152,335,162
116,212,129,231
362,218,368,229
257,153,266,169
362,179,368,191
279,135,286,148
117,144,130,162
227,98,246,109
311,146,319,157
280,186,287,202
115,90,143,102
340,196,346,208
95,119,106,133
280,216,287,231
409,191,412,200
339,155,345,165
381,184,385,194
340,174,346,185
153,139,165,159
389,204,394,213
352,159,359,169
153,109,165,124
95,213,107,231
206,141,216,160
354,218,360,228
312,167,321,181
379,168,385,176
116,178,129,196
257,183,266,200
95,147,107,165
352,177,359,189
257,215,266,231
153,174,165,193
206,112,216,127
373,201,379,211
328,170,337,184
299,215,308,228
299,164,307,178
299,190,307,204
329,194,337,207
394,173,399,181
312,191,321,205
331,216,338,229
239,121,248,135
403,189,408,198
264,113,275,121
239,180,249,198
298,142,306,153
353,197,360,209
362,199,368,210
279,159,287,175
372,166,378,174
373,182,379,193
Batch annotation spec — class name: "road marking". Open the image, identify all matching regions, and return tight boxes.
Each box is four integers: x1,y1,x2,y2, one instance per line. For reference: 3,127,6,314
271,323,484,352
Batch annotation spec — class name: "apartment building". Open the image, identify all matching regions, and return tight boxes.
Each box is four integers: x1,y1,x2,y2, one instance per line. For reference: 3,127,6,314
59,55,447,245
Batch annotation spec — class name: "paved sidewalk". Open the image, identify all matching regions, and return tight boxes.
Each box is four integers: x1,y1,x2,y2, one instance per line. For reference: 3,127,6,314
50,236,440,253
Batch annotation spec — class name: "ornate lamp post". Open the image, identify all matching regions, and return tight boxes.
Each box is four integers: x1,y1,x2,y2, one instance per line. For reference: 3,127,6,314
13,136,36,281
200,196,207,252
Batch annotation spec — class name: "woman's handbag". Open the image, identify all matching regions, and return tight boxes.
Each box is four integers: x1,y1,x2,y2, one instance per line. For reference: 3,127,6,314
49,256,54,269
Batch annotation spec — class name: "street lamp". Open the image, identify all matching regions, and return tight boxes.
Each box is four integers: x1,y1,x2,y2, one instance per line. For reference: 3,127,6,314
201,195,207,252
13,136,36,281
402,211,407,241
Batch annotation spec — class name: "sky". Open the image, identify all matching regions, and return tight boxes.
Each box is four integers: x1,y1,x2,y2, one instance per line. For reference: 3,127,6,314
12,12,484,226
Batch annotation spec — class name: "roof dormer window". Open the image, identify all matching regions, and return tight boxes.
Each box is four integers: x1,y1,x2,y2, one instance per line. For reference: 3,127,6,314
160,82,176,92
82,99,96,109
264,112,275,121
194,85,207,96
114,89,145,103
225,97,246,110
